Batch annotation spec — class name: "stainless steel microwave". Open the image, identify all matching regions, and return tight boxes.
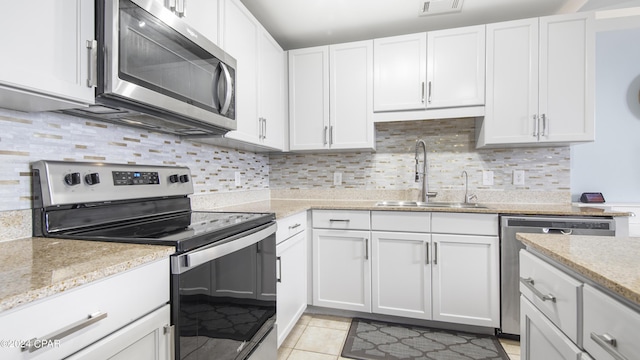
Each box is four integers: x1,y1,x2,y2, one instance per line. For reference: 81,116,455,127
63,0,236,136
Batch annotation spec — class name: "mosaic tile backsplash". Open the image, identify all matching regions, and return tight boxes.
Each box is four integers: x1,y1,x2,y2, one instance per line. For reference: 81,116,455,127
0,108,269,211
0,107,570,213
269,118,570,194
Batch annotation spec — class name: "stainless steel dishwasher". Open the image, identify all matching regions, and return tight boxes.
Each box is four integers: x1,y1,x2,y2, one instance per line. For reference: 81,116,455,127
499,215,616,338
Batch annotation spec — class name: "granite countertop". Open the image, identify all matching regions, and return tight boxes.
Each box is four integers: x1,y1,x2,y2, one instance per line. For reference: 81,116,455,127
216,199,631,219
516,233,640,308
0,238,174,313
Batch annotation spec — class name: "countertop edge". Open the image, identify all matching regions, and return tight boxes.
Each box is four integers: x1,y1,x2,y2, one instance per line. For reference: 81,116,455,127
0,242,174,314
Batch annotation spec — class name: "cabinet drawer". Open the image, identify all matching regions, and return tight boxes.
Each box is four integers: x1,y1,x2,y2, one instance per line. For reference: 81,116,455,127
520,296,583,360
0,258,169,360
371,211,430,232
276,211,307,244
431,213,498,236
312,210,370,230
583,284,640,360
520,250,582,344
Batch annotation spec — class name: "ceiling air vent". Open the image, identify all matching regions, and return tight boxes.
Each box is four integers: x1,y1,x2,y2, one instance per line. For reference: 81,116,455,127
419,0,464,16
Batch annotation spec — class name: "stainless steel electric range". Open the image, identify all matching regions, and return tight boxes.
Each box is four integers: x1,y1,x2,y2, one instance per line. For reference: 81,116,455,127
31,160,277,360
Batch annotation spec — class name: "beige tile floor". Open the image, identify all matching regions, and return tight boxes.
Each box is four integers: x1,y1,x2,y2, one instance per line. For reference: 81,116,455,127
277,314,521,360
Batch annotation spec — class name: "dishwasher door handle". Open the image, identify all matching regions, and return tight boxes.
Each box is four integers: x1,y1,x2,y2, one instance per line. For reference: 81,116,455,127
542,228,573,235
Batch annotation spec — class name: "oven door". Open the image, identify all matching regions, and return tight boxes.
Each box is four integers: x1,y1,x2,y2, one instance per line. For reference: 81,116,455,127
98,0,236,127
171,222,277,360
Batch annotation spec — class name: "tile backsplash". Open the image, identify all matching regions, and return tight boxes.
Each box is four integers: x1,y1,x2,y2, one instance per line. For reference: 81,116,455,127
269,118,570,196
0,108,269,211
0,108,570,213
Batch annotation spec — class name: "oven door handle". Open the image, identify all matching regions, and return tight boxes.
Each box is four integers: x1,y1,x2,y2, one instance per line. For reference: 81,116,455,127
172,222,276,274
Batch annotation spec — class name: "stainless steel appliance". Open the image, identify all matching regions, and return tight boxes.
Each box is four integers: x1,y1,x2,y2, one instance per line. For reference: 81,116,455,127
499,215,616,338
63,0,236,136
32,160,276,360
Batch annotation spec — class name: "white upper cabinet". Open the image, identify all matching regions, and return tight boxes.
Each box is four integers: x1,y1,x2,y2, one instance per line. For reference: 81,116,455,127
426,25,486,108
329,41,375,150
289,40,375,151
373,33,427,112
289,46,330,150
372,26,486,121
478,13,595,148
200,0,284,151
0,0,95,111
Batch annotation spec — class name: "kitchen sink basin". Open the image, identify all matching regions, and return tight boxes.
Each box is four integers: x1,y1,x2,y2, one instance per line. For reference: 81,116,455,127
375,201,487,209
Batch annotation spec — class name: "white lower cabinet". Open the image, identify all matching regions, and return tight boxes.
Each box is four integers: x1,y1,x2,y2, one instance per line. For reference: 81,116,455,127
521,296,582,360
65,305,171,360
583,284,640,360
431,233,500,327
371,231,431,319
312,229,371,312
276,230,307,347
312,210,500,329
0,259,170,360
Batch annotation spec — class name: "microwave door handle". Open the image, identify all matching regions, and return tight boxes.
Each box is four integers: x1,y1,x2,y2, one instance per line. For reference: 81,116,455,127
212,63,222,110
218,63,233,115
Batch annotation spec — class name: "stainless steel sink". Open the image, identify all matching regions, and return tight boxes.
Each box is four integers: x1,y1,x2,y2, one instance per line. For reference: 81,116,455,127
375,201,487,209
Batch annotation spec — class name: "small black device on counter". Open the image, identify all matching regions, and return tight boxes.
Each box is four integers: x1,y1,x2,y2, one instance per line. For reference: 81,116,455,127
580,192,606,203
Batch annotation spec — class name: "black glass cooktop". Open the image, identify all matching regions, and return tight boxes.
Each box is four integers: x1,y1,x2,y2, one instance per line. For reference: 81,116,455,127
54,211,275,253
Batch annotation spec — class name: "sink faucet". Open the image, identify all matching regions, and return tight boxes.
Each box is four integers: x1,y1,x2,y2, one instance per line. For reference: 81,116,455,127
462,170,477,204
415,139,437,202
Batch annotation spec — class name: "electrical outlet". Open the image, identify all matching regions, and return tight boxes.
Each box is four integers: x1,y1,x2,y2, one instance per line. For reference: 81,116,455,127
513,170,525,186
333,172,342,186
482,171,494,186
234,171,242,187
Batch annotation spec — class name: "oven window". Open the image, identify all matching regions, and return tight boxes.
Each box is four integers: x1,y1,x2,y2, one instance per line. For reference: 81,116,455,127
117,0,235,116
176,236,276,359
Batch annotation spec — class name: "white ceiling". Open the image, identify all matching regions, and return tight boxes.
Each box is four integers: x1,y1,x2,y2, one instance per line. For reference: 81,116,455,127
239,0,639,50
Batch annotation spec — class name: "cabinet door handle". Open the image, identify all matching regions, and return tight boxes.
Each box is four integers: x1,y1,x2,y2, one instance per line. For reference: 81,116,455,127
532,114,538,137
541,113,548,137
164,324,175,360
421,82,425,103
330,125,334,145
590,332,628,360
276,256,282,283
427,81,432,104
176,0,185,17
520,277,556,302
22,311,108,353
433,242,438,265
425,242,429,265
323,126,328,145
86,40,97,88
365,238,369,260
263,118,267,139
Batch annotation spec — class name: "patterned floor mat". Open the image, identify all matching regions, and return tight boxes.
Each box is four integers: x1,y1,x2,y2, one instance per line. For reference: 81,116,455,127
341,318,510,360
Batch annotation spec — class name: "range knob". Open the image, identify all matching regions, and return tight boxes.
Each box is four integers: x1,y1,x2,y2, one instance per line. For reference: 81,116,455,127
85,173,100,185
64,172,81,186
179,174,190,183
169,174,180,183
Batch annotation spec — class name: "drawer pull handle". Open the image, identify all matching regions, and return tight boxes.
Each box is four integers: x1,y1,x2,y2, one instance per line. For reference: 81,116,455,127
329,219,350,222
288,223,301,230
520,277,556,303
591,332,628,360
22,311,108,353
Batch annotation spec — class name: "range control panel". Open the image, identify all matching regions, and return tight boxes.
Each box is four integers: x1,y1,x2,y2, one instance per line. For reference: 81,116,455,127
32,160,194,207
113,171,161,186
